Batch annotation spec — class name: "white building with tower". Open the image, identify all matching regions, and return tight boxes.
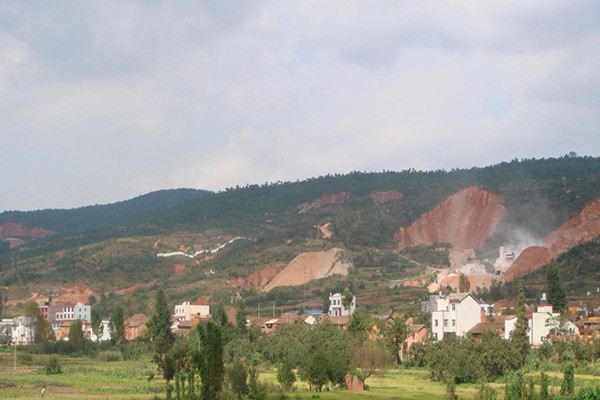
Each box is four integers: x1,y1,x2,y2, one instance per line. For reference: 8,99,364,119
328,292,355,317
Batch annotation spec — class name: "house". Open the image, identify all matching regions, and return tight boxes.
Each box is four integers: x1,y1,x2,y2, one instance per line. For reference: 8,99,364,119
404,323,428,354
328,292,355,317
0,319,14,344
467,322,505,341
124,314,147,341
174,301,210,321
325,315,350,329
89,320,111,342
578,317,600,337
261,319,279,334
300,314,317,325
48,302,91,322
504,293,577,345
421,293,443,313
431,293,482,339
11,316,35,345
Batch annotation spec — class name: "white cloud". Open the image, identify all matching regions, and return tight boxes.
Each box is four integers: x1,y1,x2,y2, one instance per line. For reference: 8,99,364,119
0,1,599,211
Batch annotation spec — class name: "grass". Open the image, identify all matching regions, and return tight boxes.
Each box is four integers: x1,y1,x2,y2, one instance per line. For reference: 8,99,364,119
1,350,599,399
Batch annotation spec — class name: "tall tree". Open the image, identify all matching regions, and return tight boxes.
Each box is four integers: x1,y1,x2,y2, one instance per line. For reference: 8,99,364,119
109,305,125,344
385,316,407,365
68,320,84,352
148,288,176,397
342,288,354,314
212,302,228,327
235,299,247,332
148,288,174,356
193,322,224,400
510,281,530,367
90,306,102,342
24,301,52,344
459,274,471,293
545,264,567,312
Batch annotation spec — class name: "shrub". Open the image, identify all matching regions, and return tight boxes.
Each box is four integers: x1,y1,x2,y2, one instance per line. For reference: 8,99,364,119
277,362,296,391
96,350,123,362
45,355,62,374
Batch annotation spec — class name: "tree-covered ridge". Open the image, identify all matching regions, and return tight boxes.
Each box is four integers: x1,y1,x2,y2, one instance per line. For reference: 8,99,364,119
0,188,208,234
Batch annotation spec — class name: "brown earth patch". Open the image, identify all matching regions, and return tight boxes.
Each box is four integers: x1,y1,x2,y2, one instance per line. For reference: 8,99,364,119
369,190,403,205
263,248,351,292
0,222,53,239
230,263,287,291
318,223,333,239
113,280,157,295
55,284,96,304
503,246,552,280
298,193,350,214
395,186,507,250
173,263,185,275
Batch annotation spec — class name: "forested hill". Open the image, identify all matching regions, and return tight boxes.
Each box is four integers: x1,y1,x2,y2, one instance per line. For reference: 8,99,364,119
0,188,208,235
3,156,600,248
143,156,600,243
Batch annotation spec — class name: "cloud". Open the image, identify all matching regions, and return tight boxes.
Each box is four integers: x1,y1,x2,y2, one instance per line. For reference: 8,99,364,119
0,1,599,211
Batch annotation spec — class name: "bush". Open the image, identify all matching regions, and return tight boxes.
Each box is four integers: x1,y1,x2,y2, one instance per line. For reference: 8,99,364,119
45,355,62,374
96,350,123,362
277,362,296,391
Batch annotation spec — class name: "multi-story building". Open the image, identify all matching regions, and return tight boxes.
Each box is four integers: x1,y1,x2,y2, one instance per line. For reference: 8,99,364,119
48,303,91,322
504,293,575,345
11,316,35,345
431,293,482,339
328,292,355,317
174,301,210,321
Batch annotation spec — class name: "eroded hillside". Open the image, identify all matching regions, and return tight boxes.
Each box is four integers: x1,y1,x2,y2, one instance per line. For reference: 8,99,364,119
394,186,507,249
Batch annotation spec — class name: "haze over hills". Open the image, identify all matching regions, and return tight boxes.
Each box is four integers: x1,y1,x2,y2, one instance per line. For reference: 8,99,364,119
2,156,600,315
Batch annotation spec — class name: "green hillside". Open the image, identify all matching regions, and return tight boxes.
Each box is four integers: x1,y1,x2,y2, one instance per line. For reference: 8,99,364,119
1,156,600,316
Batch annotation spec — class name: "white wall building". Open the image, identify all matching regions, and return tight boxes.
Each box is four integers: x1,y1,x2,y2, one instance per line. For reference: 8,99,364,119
504,293,575,345
174,301,210,321
431,293,482,339
89,320,112,342
53,303,91,322
328,292,355,317
11,316,35,345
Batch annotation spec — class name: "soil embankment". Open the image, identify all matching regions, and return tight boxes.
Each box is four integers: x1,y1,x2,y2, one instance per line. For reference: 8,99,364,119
0,222,53,239
395,187,507,249
263,248,351,291
504,195,600,279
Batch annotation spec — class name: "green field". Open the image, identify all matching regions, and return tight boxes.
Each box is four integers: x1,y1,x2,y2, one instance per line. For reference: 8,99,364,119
0,349,597,399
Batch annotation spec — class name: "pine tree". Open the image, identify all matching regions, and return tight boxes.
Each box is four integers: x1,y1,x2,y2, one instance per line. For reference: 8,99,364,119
235,299,247,332
148,289,174,356
510,282,530,367
212,302,228,327
546,264,567,312
109,306,125,344
193,322,224,400
91,306,102,342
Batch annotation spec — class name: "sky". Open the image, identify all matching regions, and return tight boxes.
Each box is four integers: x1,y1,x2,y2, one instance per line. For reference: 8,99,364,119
1,1,599,212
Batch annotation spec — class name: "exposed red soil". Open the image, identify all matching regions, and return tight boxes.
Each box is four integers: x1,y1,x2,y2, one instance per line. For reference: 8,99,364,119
504,195,600,279
544,196,600,256
0,222,53,239
193,295,211,305
298,193,350,214
230,263,287,291
502,246,552,280
113,280,157,295
395,187,507,249
55,284,96,304
369,190,403,205
173,263,185,275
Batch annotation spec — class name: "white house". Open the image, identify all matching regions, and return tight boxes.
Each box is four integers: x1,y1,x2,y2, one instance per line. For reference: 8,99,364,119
174,301,210,321
504,293,577,345
89,320,112,342
11,316,35,345
431,293,482,339
328,292,355,317
51,303,91,322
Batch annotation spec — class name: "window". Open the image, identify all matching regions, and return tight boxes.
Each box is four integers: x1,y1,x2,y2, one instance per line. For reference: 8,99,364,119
444,319,448,327
452,319,455,327
451,304,456,311
434,319,438,327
